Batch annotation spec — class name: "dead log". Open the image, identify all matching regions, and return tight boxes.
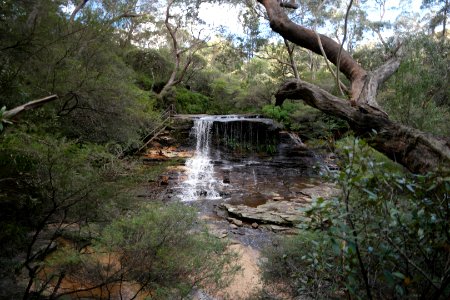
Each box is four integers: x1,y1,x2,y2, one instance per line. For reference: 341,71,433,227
2,95,59,121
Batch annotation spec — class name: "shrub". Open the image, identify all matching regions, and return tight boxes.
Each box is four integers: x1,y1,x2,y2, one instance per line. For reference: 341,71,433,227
175,88,211,114
260,138,450,299
45,203,239,299
0,130,133,298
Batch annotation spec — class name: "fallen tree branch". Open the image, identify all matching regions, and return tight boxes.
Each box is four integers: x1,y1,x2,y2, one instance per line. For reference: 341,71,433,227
2,95,59,121
275,80,450,173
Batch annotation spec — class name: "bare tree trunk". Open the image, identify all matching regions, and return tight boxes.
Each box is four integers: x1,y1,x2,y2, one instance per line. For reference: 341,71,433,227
70,0,89,24
443,0,448,38
257,0,450,173
157,1,206,99
158,1,181,99
284,39,300,79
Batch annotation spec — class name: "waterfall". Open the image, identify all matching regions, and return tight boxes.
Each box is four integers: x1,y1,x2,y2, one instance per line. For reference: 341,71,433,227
178,115,276,202
180,118,221,201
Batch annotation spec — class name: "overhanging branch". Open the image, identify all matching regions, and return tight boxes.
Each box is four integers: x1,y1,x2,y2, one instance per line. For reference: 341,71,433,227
275,80,450,173
3,95,59,121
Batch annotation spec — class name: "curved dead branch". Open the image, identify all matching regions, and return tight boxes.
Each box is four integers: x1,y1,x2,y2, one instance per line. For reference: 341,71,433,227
275,80,450,173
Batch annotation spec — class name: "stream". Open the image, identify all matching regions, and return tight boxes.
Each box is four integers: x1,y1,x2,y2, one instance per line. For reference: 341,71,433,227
138,114,339,299
145,115,337,248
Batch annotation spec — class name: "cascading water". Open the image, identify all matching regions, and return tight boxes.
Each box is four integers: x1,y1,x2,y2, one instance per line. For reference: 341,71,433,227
179,117,221,201
178,115,278,202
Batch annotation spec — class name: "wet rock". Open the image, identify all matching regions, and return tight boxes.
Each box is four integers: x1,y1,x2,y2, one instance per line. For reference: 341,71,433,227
222,169,231,184
227,217,243,227
270,225,290,232
221,182,339,227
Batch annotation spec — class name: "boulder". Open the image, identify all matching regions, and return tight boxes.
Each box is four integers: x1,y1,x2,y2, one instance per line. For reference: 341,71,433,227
222,201,304,226
221,182,339,227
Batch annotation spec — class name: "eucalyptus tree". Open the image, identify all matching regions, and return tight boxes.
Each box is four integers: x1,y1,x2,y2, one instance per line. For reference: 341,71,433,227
156,0,211,99
253,0,449,173
422,0,449,36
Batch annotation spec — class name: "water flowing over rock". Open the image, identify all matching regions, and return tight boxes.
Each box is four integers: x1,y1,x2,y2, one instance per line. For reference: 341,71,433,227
179,117,221,201
176,115,284,202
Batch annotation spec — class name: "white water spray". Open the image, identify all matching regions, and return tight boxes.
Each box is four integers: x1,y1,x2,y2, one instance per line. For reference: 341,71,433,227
180,118,221,201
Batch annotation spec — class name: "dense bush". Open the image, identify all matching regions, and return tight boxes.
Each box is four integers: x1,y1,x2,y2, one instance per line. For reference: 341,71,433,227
175,88,212,114
0,130,132,298
261,138,450,299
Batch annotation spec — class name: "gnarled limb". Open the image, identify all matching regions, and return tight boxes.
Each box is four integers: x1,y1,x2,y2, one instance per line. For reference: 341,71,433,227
254,0,450,173
357,54,402,109
257,0,367,100
275,80,450,173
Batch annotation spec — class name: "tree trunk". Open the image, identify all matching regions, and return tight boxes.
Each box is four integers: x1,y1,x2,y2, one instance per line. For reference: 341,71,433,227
284,39,300,79
257,0,450,173
257,0,367,101
275,80,450,173
70,0,89,24
2,95,59,121
157,1,205,100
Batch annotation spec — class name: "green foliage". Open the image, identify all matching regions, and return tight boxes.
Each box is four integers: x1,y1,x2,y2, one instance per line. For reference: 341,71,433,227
0,0,157,148
261,138,450,299
262,102,348,142
377,35,449,136
0,129,140,297
262,104,291,125
0,106,7,132
126,48,174,92
50,203,238,299
261,231,340,298
207,75,246,114
175,88,211,114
